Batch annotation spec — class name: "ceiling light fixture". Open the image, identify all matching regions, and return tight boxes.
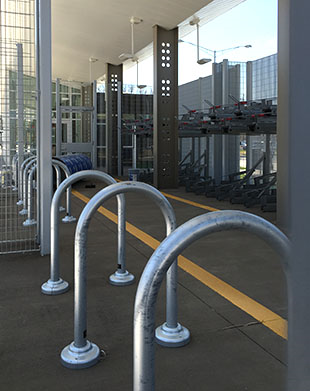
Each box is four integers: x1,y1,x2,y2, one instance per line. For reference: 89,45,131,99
189,17,211,65
119,16,143,62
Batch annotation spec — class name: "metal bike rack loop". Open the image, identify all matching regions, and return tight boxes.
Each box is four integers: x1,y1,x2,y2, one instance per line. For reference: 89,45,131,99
133,210,290,391
60,181,190,369
19,158,37,215
17,155,36,206
51,158,75,222
41,170,134,295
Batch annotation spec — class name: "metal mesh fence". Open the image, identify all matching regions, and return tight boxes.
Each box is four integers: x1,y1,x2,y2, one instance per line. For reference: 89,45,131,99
0,0,38,254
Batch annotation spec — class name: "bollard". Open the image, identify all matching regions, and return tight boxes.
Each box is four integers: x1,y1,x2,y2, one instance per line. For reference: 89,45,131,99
133,210,290,391
17,155,36,205
41,170,133,295
60,181,190,369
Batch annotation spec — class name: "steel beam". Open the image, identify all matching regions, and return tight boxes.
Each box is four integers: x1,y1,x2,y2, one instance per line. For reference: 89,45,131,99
153,25,178,189
17,44,24,182
38,0,52,255
56,78,61,156
278,1,310,389
105,63,123,175
246,61,253,170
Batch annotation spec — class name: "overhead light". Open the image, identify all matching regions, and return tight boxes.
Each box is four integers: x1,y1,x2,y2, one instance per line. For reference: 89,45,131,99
89,57,98,63
188,17,211,65
119,53,137,62
119,16,142,62
197,58,211,65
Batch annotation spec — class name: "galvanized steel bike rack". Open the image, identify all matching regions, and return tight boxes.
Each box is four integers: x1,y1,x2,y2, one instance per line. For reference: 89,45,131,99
51,158,76,223
22,159,75,226
60,181,190,369
41,170,134,295
17,155,37,206
19,158,37,215
133,210,290,391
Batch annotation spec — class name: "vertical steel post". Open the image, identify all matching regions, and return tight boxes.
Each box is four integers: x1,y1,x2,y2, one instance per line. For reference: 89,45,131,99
132,132,137,169
246,61,253,171
263,134,271,175
35,0,41,244
153,25,178,189
105,63,123,175
38,0,52,255
278,1,310,389
92,80,98,169
117,81,122,176
17,44,24,188
212,62,222,184
56,78,61,156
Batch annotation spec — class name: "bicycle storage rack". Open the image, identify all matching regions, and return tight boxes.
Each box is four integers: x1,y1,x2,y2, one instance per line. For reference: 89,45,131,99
60,181,190,369
133,210,290,390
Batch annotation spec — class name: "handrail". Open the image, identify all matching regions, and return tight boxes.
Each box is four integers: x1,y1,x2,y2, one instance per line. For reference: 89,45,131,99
60,181,190,369
41,170,133,295
133,210,290,390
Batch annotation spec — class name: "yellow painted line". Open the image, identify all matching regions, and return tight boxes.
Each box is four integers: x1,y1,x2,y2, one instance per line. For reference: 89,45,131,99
114,177,219,212
161,192,219,212
72,189,287,339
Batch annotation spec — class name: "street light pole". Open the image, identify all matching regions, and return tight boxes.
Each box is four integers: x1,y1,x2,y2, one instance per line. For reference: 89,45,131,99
179,39,252,63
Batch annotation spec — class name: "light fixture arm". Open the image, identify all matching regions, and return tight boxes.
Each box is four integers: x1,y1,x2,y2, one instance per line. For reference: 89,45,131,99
131,21,135,57
196,23,200,63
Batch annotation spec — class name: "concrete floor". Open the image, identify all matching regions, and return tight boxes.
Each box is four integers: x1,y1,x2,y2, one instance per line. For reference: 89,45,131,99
0,180,286,390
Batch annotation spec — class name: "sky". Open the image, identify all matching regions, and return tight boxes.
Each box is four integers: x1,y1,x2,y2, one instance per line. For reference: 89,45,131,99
123,0,278,87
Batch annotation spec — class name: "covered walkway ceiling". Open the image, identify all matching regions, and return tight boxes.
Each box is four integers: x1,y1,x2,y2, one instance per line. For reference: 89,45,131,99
52,0,245,82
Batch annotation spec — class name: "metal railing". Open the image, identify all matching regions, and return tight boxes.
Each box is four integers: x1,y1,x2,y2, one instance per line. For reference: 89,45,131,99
41,170,133,295
60,181,190,369
133,210,290,390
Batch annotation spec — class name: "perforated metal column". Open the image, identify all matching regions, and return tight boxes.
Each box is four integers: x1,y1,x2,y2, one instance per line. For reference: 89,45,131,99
106,63,123,175
153,25,178,189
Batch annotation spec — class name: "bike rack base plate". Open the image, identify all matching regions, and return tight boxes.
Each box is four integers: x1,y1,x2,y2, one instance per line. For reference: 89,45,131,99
41,278,69,295
23,218,36,227
62,215,77,224
109,270,135,286
155,322,191,348
61,340,100,369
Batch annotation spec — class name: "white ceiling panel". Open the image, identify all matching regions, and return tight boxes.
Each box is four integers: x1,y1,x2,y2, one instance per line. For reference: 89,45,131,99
52,0,245,82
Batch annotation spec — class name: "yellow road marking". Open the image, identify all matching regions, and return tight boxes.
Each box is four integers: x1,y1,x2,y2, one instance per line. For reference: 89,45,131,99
72,189,287,339
161,192,219,212
114,177,219,212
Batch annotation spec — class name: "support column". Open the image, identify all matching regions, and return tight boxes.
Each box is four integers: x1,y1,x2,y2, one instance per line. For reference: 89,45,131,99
153,25,178,189
278,1,310,389
56,78,61,156
105,63,123,175
35,0,41,243
117,81,122,176
92,80,97,169
17,44,24,185
222,59,229,179
38,0,52,255
211,62,223,184
246,61,253,170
